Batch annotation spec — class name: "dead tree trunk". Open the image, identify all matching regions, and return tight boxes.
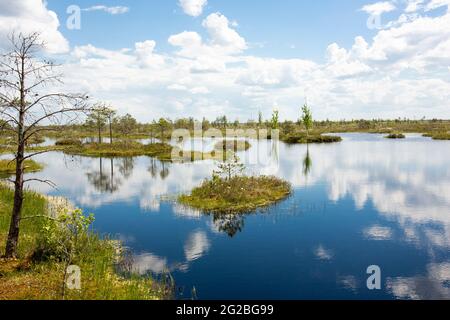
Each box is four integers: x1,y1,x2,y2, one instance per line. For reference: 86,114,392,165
5,46,26,258
1,32,89,258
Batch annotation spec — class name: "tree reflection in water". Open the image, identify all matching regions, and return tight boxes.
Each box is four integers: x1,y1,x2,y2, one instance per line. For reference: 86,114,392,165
118,157,135,179
86,157,122,193
148,158,158,178
148,158,170,181
87,156,172,195
210,213,246,238
303,145,312,182
160,162,170,180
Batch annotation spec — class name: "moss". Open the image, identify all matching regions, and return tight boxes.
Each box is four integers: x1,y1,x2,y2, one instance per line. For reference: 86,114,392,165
0,159,44,176
179,176,292,214
214,140,251,152
283,134,342,144
385,133,406,139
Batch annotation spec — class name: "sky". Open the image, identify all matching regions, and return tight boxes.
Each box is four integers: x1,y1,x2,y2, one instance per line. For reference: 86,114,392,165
0,0,449,121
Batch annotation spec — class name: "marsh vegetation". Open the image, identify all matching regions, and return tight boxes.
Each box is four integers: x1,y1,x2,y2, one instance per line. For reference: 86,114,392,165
0,184,171,299
385,133,406,139
179,157,292,214
0,159,43,176
179,176,292,214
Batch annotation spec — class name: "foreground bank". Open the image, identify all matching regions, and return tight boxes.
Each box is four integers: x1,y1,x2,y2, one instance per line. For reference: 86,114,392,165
0,183,171,300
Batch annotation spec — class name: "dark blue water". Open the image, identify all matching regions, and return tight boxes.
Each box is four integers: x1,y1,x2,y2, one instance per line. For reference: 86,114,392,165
23,133,450,299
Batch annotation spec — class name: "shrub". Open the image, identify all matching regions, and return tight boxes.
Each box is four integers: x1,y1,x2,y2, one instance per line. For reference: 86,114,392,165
33,209,95,263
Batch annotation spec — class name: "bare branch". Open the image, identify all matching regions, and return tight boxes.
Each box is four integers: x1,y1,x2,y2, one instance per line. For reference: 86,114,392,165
24,98,89,133
24,92,88,114
23,149,58,160
23,126,60,142
0,109,20,125
24,178,57,189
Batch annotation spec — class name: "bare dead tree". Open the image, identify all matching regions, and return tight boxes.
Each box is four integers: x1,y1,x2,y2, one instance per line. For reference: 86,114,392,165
0,32,89,258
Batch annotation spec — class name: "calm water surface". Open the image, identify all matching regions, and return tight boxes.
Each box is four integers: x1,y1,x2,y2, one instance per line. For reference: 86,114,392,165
20,133,450,299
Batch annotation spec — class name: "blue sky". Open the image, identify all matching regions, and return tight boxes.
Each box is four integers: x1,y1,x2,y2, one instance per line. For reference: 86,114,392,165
47,0,378,62
1,0,450,121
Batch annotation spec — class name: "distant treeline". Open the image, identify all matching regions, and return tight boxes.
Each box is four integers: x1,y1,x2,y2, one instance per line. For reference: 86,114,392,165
1,116,450,140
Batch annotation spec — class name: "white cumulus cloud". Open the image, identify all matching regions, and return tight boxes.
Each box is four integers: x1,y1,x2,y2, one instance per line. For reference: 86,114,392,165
179,0,208,17
0,0,69,54
361,1,397,15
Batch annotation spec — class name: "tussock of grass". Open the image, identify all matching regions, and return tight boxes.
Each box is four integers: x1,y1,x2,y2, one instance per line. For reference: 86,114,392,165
283,134,342,144
0,159,44,176
385,133,406,139
179,176,292,214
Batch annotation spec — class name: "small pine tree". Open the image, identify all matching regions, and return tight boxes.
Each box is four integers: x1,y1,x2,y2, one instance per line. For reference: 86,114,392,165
271,110,279,130
214,155,245,180
301,103,313,137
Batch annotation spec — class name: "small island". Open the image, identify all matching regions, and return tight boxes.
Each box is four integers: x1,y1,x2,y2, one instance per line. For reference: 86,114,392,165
385,133,406,139
282,134,342,144
178,156,291,214
280,104,342,144
179,175,291,214
0,159,44,176
62,141,212,162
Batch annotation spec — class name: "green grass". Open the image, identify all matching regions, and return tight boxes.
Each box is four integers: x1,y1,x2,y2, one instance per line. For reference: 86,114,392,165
179,176,292,214
0,159,44,177
385,133,406,139
0,183,47,258
282,134,342,144
0,184,170,300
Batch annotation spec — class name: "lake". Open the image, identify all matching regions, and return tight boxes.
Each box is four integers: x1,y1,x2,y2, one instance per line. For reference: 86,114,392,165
21,133,450,299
